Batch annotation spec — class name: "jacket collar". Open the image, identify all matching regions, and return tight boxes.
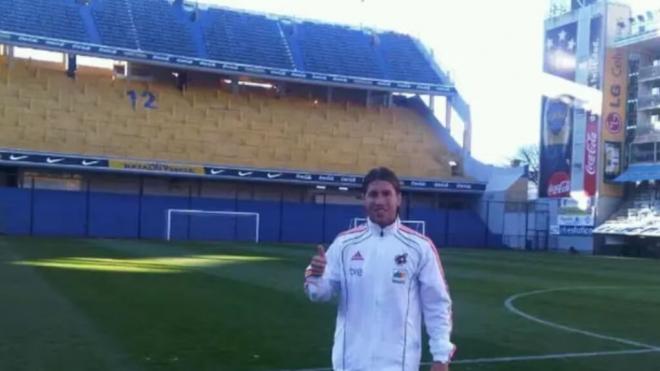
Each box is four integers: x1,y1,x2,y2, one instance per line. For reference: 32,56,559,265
367,217,400,237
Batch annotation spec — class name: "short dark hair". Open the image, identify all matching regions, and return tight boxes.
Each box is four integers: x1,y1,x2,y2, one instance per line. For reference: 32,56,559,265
362,167,401,194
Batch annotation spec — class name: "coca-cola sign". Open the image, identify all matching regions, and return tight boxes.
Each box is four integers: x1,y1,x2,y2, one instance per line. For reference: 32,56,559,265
584,113,598,196
539,95,573,198
548,171,571,197
585,133,597,175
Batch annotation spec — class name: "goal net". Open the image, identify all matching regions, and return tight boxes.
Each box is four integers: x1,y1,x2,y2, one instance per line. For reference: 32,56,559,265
349,217,426,235
166,209,260,242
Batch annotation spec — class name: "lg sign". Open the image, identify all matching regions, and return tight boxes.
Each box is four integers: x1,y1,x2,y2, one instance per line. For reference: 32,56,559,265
607,51,624,135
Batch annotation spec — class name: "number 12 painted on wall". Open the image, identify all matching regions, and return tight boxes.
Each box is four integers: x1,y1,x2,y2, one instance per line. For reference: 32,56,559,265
127,90,157,110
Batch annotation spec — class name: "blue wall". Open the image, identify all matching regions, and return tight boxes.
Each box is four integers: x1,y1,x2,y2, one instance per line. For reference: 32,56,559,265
32,189,87,237
0,187,489,247
0,188,31,235
407,206,447,246
89,192,140,239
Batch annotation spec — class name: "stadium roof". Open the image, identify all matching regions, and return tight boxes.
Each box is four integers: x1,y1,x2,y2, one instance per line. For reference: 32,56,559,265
614,163,660,182
0,0,455,94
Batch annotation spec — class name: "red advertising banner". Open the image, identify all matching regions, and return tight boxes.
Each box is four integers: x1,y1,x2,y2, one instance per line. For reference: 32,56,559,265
584,113,598,196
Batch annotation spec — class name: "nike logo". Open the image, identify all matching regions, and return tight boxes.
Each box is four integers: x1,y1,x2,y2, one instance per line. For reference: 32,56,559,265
210,169,224,175
238,171,253,177
267,173,282,179
9,155,28,161
82,160,99,166
46,158,64,164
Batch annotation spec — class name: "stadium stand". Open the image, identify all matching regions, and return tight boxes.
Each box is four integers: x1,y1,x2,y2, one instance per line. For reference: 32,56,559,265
293,22,383,79
379,32,443,84
201,8,293,69
0,1,508,247
0,0,453,86
594,186,660,236
91,0,139,49
0,57,457,179
129,0,198,57
0,0,89,43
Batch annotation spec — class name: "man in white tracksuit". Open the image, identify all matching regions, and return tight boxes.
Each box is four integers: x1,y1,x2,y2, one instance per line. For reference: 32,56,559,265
305,167,455,371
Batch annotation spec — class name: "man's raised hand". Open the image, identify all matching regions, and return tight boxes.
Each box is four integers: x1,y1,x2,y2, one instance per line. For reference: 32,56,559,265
308,245,327,277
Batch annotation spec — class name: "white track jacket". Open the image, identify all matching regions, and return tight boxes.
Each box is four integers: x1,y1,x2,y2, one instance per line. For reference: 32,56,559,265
304,218,455,371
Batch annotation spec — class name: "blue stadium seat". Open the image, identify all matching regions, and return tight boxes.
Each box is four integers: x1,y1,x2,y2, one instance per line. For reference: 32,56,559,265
128,0,197,57
378,32,443,84
91,0,138,49
201,8,293,69
0,0,446,85
294,22,384,79
0,0,89,43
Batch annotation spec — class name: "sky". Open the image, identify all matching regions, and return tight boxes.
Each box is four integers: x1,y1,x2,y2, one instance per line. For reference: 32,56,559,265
201,0,657,165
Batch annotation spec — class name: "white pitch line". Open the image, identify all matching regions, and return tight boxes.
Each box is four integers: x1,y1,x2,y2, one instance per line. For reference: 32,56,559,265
283,286,660,371
504,286,660,350
282,348,660,371
445,348,660,365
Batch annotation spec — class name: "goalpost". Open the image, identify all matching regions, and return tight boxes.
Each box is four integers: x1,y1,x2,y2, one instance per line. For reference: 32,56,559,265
166,209,260,242
349,217,426,235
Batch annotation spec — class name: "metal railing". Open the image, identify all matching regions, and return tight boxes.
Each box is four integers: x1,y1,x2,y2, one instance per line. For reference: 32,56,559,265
639,65,660,81
637,95,660,110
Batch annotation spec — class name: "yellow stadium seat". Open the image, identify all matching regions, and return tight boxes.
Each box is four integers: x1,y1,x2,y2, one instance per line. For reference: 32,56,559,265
0,59,459,178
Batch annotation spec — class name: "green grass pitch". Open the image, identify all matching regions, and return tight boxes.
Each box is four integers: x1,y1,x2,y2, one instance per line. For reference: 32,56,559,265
0,236,659,370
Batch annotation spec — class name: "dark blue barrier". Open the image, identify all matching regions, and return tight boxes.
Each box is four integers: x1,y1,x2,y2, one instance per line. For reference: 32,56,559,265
447,209,487,247
0,188,31,235
32,189,86,237
141,195,189,239
236,199,281,243
0,187,490,247
408,207,447,247
178,197,237,242
323,204,363,243
281,202,324,244
89,192,140,239
486,232,505,248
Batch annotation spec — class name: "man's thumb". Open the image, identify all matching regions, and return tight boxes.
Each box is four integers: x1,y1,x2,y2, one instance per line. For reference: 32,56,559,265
317,245,326,257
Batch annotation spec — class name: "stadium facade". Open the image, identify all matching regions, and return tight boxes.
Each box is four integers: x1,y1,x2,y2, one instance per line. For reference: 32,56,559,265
543,0,660,257
0,0,531,247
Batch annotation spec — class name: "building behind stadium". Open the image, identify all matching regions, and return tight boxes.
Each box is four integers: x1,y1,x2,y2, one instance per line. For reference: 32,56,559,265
543,0,660,257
